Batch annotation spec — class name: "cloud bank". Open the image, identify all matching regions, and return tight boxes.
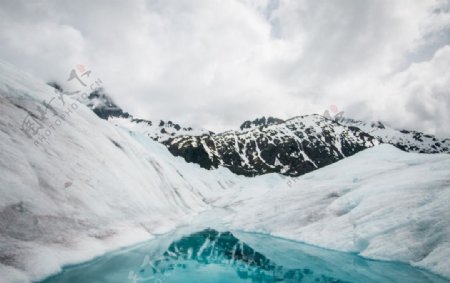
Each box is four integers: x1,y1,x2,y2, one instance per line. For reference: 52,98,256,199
1,0,449,136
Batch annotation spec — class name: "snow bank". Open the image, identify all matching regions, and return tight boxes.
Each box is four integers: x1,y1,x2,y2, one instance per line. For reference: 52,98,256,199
0,60,449,282
0,61,251,283
227,144,450,278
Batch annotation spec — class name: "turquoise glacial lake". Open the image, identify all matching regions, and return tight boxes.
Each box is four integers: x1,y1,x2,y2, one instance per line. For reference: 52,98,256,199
40,228,450,283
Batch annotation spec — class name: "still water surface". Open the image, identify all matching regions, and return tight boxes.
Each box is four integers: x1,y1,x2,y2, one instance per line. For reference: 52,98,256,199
41,228,450,283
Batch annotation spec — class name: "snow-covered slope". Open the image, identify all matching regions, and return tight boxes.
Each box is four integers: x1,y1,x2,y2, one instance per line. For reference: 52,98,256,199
227,144,450,278
1,61,450,282
109,116,212,142
46,83,211,142
0,61,249,283
337,117,450,153
46,82,131,120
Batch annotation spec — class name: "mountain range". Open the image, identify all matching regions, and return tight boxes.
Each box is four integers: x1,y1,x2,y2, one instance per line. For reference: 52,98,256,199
52,84,450,177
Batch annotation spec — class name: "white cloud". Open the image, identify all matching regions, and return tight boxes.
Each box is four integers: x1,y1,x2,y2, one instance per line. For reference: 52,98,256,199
0,0,449,135
385,45,450,137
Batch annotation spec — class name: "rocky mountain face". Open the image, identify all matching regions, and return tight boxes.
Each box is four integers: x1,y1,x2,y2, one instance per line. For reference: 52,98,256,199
239,116,284,130
109,116,213,142
337,117,450,154
162,115,379,176
47,82,130,120
158,114,449,176
86,89,130,119
47,83,449,177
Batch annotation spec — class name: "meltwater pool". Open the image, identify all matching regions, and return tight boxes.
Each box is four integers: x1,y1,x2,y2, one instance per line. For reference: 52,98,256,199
40,228,450,283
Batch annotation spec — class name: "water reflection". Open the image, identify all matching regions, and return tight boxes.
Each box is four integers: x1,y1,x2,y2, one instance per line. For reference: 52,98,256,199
135,229,348,283
42,228,450,283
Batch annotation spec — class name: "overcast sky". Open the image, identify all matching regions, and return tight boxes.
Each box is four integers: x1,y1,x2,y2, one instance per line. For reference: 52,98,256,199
1,0,449,136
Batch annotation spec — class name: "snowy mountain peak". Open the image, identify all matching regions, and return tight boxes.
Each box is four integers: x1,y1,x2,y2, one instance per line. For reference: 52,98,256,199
239,116,284,131
47,82,130,120
337,116,450,153
109,116,212,142
163,114,379,176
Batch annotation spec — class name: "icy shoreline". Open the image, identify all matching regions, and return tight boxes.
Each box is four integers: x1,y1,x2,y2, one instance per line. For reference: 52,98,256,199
40,226,450,283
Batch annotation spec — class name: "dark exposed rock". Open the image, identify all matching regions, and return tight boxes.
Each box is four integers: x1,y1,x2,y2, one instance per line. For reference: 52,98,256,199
163,115,379,177
46,81,63,92
240,116,284,130
87,89,130,119
337,117,450,154
46,82,130,119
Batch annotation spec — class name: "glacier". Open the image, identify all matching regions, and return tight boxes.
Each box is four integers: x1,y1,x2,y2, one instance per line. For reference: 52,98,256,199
0,60,449,282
